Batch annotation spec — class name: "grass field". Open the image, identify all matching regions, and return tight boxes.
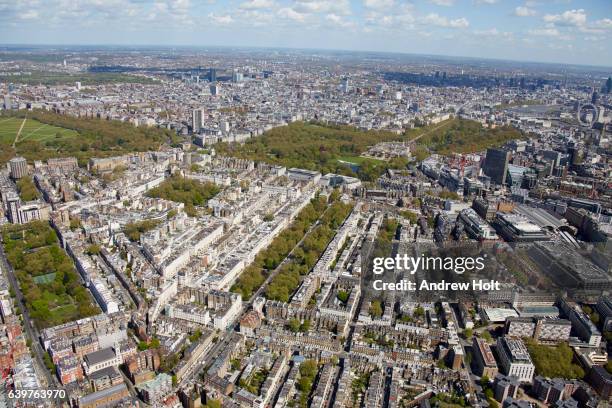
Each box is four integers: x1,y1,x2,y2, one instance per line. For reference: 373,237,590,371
0,117,79,145
338,155,386,165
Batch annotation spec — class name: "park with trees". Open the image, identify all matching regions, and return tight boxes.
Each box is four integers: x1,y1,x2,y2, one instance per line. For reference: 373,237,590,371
231,195,330,300
0,110,178,167
216,119,522,181
264,199,353,302
145,175,220,217
1,221,99,328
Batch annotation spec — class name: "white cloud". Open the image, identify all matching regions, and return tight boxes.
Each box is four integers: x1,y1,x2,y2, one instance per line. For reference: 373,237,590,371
207,12,234,24
294,0,351,16
474,28,499,35
363,0,395,10
543,9,586,27
18,10,39,19
145,0,194,25
515,6,536,17
396,12,415,25
475,0,498,4
324,13,354,28
277,7,306,22
325,13,341,23
594,18,612,30
362,8,416,30
529,27,560,36
428,0,454,6
424,13,469,28
239,0,274,10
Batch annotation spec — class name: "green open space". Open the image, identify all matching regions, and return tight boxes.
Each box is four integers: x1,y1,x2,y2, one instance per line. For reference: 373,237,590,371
408,118,522,156
525,339,585,379
16,176,41,202
216,119,521,181
265,199,353,302
216,122,409,181
231,195,330,300
296,360,318,408
0,71,158,86
0,110,178,167
2,221,100,329
239,368,269,395
145,175,220,217
0,117,79,145
337,155,386,166
123,219,163,242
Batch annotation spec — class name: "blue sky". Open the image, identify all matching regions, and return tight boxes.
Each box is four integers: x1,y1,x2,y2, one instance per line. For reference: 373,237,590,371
0,0,611,66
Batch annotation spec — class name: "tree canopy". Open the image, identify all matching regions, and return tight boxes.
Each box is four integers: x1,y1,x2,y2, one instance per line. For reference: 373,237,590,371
231,195,328,300
16,176,40,201
0,110,177,166
146,176,219,217
525,339,585,379
216,121,409,181
1,221,99,328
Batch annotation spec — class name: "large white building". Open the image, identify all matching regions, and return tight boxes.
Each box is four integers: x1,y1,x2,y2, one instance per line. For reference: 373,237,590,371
91,279,119,314
496,337,535,382
165,304,211,326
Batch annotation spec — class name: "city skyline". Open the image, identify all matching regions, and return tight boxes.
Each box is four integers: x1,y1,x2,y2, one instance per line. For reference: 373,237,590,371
1,0,611,67
1,12,612,407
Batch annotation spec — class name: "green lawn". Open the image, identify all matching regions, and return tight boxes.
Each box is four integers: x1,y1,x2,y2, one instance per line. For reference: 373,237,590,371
0,110,175,167
0,117,79,145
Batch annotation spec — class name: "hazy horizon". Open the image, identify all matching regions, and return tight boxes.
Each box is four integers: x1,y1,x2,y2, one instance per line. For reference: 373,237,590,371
1,0,611,67
2,42,611,71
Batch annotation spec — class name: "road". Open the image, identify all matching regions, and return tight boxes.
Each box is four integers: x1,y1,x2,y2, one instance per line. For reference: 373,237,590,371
12,116,27,147
407,118,455,145
246,214,323,307
177,335,230,387
0,240,58,388
179,204,336,386
242,200,341,309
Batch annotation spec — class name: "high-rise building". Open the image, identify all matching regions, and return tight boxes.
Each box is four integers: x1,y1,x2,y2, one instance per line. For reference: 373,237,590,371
496,337,535,382
483,148,510,185
341,78,350,93
596,296,612,332
191,109,203,133
8,157,28,179
209,68,217,83
210,84,219,96
567,143,583,166
232,71,243,83
3,94,11,110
